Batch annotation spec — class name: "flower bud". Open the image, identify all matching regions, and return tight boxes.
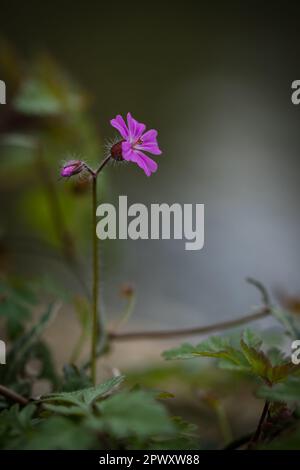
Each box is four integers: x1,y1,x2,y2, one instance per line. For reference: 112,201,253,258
110,141,124,161
120,282,135,299
60,160,85,178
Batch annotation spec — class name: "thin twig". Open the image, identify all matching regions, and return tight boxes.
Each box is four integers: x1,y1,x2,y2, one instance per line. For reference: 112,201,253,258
223,432,253,450
108,307,271,341
246,277,271,308
250,400,270,445
0,384,29,406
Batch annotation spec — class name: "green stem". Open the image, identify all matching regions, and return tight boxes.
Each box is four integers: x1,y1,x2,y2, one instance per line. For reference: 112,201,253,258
91,175,99,385
83,156,111,380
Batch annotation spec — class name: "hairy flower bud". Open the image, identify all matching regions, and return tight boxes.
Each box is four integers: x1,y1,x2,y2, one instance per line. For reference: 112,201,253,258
60,160,85,178
110,141,124,161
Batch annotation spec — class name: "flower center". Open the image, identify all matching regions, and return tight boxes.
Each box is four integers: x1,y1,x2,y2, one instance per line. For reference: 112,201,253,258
110,138,143,161
134,138,143,147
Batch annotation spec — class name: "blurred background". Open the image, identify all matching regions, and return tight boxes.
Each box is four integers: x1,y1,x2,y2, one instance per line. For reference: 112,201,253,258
1,0,300,380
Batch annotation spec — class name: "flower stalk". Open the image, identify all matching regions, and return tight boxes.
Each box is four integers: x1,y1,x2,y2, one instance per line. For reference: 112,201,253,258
91,174,99,385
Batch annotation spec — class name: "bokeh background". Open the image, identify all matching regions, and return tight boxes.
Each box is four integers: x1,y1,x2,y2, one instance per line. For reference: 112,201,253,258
1,0,300,374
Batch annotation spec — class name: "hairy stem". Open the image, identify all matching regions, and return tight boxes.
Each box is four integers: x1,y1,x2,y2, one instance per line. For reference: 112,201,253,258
91,175,99,385
88,156,112,383
96,155,111,175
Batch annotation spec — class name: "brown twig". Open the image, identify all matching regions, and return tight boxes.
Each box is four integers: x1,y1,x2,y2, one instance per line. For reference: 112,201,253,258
108,307,271,342
0,384,29,406
250,400,270,446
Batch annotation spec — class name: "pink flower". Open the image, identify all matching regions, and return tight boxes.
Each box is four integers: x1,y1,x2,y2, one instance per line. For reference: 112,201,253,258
60,160,84,178
110,113,162,176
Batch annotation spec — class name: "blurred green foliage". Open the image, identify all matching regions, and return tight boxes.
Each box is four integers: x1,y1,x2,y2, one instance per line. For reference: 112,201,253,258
0,41,107,275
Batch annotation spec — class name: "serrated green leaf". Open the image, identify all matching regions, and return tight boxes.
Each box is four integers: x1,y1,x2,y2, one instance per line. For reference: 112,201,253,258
42,403,86,417
60,365,92,392
267,347,288,366
0,404,37,449
23,417,95,450
258,376,300,404
163,331,299,385
240,339,299,384
41,375,125,412
163,336,250,372
240,339,271,379
242,329,263,349
89,390,175,439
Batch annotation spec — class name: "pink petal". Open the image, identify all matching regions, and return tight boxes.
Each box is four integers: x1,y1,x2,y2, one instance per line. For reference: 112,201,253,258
121,141,134,161
110,114,129,139
136,129,162,155
121,143,157,176
127,112,146,142
135,151,158,174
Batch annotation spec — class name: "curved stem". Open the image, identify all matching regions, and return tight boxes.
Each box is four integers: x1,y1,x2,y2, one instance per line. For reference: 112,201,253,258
108,307,270,341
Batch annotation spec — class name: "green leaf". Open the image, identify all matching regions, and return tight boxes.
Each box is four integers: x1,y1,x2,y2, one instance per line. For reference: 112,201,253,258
163,336,250,372
23,417,95,450
240,339,299,384
0,404,37,449
267,347,288,366
258,376,300,403
242,329,263,349
41,375,125,414
240,339,271,379
163,330,299,385
89,390,175,439
149,416,200,450
42,403,86,417
60,364,92,392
